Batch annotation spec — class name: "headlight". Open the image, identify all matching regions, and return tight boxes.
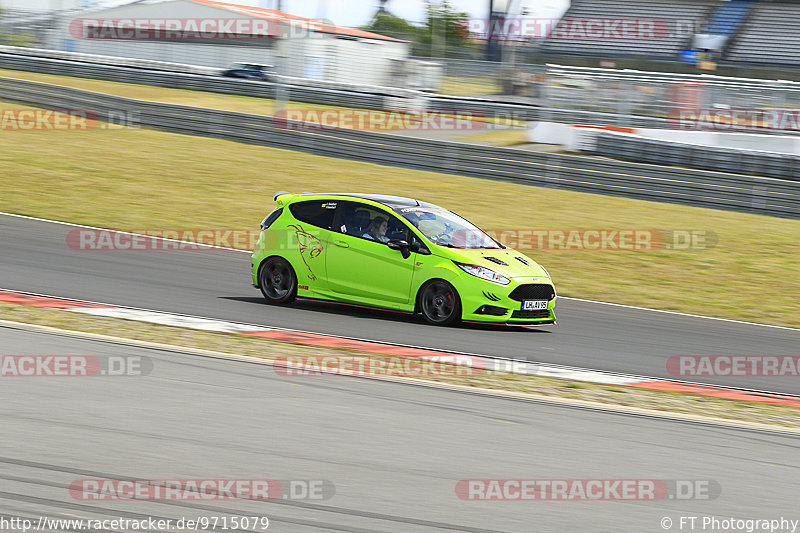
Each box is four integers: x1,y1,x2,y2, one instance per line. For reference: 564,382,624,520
454,262,510,285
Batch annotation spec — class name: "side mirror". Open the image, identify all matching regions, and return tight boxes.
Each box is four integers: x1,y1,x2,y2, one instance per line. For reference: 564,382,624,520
410,241,431,255
387,239,411,259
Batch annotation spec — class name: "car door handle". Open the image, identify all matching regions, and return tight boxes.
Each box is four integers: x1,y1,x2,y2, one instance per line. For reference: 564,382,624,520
333,240,349,248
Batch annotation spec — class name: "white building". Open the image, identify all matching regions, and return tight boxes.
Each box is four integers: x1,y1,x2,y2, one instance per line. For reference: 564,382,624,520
49,0,410,86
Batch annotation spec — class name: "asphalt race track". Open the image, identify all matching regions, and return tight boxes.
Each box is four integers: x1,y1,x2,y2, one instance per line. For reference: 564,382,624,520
1,324,798,532
2,213,800,395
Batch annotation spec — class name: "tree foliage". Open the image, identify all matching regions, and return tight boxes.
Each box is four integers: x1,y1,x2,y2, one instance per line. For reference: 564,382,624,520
361,1,478,59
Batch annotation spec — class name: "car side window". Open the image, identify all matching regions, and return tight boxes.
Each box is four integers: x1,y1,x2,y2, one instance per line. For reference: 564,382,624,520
336,202,408,244
260,208,283,230
288,200,337,230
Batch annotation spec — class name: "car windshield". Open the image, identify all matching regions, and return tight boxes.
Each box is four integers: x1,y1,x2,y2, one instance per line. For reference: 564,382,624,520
396,206,500,249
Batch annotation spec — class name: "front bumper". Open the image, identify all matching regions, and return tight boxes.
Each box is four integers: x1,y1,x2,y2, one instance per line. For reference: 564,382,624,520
458,277,557,325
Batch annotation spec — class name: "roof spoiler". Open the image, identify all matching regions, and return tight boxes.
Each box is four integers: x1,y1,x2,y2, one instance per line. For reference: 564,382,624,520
273,191,291,202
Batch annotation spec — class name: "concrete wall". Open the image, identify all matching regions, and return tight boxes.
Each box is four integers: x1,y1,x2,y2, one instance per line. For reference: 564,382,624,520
529,121,800,154
637,128,800,154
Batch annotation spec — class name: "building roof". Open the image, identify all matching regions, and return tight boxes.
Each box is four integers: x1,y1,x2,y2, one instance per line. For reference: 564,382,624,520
188,0,406,42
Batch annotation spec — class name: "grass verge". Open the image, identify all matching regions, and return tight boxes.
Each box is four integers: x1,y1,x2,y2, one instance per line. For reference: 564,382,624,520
439,76,499,96
0,67,342,116
1,100,798,328
2,301,798,429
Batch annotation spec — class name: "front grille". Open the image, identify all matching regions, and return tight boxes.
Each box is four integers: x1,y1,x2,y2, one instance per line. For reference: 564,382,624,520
508,284,556,301
511,309,551,319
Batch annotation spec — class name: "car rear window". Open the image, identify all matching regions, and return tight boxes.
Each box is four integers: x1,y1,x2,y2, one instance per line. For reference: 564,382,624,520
289,200,336,230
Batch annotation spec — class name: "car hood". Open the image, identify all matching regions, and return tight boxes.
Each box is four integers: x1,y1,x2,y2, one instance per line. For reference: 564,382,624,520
435,247,551,280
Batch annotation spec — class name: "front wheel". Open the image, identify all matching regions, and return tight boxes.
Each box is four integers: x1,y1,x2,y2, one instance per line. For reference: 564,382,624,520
419,280,461,326
258,257,297,304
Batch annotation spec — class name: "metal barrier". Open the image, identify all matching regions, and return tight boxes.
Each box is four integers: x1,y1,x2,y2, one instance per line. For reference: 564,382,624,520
0,50,665,128
6,44,800,133
1,76,797,219
592,130,800,181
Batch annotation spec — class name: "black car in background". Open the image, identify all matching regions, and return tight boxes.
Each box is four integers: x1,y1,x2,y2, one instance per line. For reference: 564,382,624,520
221,63,276,81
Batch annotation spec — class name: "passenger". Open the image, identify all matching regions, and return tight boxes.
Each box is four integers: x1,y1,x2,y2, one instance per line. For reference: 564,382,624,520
363,216,389,243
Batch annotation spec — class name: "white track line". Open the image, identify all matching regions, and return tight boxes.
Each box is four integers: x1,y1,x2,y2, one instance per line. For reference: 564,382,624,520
2,211,799,332
1,286,647,385
4,287,800,399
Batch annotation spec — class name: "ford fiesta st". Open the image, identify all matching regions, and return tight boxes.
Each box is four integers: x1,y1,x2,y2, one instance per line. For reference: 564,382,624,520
251,192,556,326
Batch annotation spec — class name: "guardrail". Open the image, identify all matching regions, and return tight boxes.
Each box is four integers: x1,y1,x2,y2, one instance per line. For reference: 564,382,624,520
0,50,665,128
8,45,800,135
0,44,221,76
592,130,800,181
547,64,800,89
1,76,797,219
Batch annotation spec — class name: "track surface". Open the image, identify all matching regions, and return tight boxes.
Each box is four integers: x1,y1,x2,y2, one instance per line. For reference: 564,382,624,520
2,214,800,394
2,325,798,532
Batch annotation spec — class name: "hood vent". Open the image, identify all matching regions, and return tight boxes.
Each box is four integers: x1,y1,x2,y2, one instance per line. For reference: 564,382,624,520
484,256,508,266
515,256,531,266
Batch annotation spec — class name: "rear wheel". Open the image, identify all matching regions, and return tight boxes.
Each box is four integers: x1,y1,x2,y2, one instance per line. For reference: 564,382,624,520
420,280,461,326
258,257,297,304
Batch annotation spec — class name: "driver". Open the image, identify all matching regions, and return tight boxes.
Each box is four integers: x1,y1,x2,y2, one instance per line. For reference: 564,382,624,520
363,216,389,243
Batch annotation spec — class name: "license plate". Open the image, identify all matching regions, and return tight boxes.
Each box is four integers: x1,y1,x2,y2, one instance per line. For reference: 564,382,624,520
521,300,548,310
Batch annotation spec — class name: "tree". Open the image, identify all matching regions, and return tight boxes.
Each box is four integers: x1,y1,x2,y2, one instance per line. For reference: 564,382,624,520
361,1,477,59
0,7,40,47
364,12,419,43
414,0,476,58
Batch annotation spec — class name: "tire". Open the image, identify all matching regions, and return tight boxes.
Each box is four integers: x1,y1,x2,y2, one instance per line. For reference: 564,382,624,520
419,280,461,326
258,257,297,304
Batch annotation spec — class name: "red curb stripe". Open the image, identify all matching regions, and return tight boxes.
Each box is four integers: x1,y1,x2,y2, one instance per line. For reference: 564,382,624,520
4,288,800,408
628,381,800,406
0,290,111,309
240,330,456,358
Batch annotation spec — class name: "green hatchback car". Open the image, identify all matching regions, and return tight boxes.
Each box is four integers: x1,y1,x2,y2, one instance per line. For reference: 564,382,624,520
251,192,556,326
